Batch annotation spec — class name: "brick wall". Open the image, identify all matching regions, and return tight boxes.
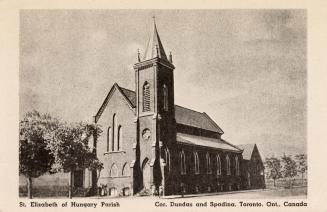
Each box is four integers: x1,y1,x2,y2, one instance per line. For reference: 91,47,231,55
96,87,136,196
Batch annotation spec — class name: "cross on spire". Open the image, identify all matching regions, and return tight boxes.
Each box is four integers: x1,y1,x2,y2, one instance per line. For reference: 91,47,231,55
137,48,141,62
143,16,168,61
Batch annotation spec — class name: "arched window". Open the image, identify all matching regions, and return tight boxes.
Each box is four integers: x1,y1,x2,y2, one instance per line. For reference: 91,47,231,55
180,150,186,175
107,127,111,152
165,148,171,172
194,152,200,174
117,125,122,151
122,162,130,176
163,84,168,111
142,158,149,169
216,154,222,175
112,114,116,151
109,163,118,177
206,153,212,174
235,156,240,176
226,155,231,175
143,82,150,112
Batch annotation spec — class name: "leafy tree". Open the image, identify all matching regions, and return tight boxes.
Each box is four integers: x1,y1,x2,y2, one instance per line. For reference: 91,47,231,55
264,156,282,187
295,154,307,185
19,111,59,199
281,154,297,188
49,122,103,198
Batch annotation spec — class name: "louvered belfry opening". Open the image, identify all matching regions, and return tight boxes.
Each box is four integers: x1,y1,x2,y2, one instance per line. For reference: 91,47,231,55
143,82,150,112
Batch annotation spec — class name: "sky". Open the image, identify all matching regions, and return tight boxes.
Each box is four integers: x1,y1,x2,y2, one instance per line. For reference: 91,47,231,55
20,10,306,157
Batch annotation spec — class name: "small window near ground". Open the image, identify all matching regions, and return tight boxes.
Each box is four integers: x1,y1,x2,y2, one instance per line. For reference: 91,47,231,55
122,187,130,196
109,187,117,196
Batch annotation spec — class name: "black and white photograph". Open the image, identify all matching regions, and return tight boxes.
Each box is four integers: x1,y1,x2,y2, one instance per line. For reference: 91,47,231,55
18,10,308,201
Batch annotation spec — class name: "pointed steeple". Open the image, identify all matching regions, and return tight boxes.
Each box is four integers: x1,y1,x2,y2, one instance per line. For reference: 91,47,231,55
143,17,168,61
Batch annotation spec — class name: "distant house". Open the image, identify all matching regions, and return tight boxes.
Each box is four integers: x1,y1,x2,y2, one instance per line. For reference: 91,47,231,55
238,144,265,189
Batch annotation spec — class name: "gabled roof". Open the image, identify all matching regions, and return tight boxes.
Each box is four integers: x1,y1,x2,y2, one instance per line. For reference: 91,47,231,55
143,21,168,61
238,143,256,160
95,85,224,134
177,133,241,152
94,83,135,123
175,105,224,134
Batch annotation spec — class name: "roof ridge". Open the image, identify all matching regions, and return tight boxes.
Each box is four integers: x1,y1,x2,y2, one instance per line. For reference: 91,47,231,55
115,84,135,108
238,143,256,148
221,139,243,151
175,104,204,114
119,86,135,93
177,133,241,152
175,105,224,134
202,112,224,134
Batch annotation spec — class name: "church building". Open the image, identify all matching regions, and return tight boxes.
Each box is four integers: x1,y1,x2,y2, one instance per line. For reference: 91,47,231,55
92,20,265,196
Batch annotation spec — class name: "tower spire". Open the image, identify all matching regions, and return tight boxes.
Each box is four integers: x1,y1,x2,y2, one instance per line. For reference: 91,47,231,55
143,17,168,61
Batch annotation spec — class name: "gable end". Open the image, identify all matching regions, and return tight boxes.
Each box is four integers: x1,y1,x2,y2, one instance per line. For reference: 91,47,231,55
94,83,135,123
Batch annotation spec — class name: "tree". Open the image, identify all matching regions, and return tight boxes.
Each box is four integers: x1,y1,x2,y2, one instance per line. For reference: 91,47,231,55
281,154,297,188
49,122,103,198
264,156,282,187
295,154,307,185
19,111,59,199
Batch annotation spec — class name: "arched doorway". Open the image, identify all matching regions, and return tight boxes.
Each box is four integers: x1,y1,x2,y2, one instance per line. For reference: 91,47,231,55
142,158,151,189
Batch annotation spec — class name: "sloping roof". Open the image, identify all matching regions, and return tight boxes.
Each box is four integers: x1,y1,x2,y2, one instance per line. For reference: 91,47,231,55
120,87,136,107
143,21,168,61
95,85,224,134
238,144,255,160
175,105,224,134
177,133,241,152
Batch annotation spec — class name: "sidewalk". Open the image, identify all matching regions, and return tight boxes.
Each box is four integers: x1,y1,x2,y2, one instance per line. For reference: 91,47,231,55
67,185,306,199
161,188,269,199
161,185,307,199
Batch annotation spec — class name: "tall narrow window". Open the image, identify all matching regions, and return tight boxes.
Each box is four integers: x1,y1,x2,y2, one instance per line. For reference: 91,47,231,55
109,163,118,177
180,150,186,175
117,125,122,151
194,152,200,174
163,84,168,111
216,154,222,175
107,127,112,152
112,114,116,151
226,155,231,175
165,148,171,172
206,153,212,174
235,156,240,176
143,82,150,112
122,162,130,176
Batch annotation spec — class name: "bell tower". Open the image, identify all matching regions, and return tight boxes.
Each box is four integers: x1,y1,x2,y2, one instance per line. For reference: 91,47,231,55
133,19,176,194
